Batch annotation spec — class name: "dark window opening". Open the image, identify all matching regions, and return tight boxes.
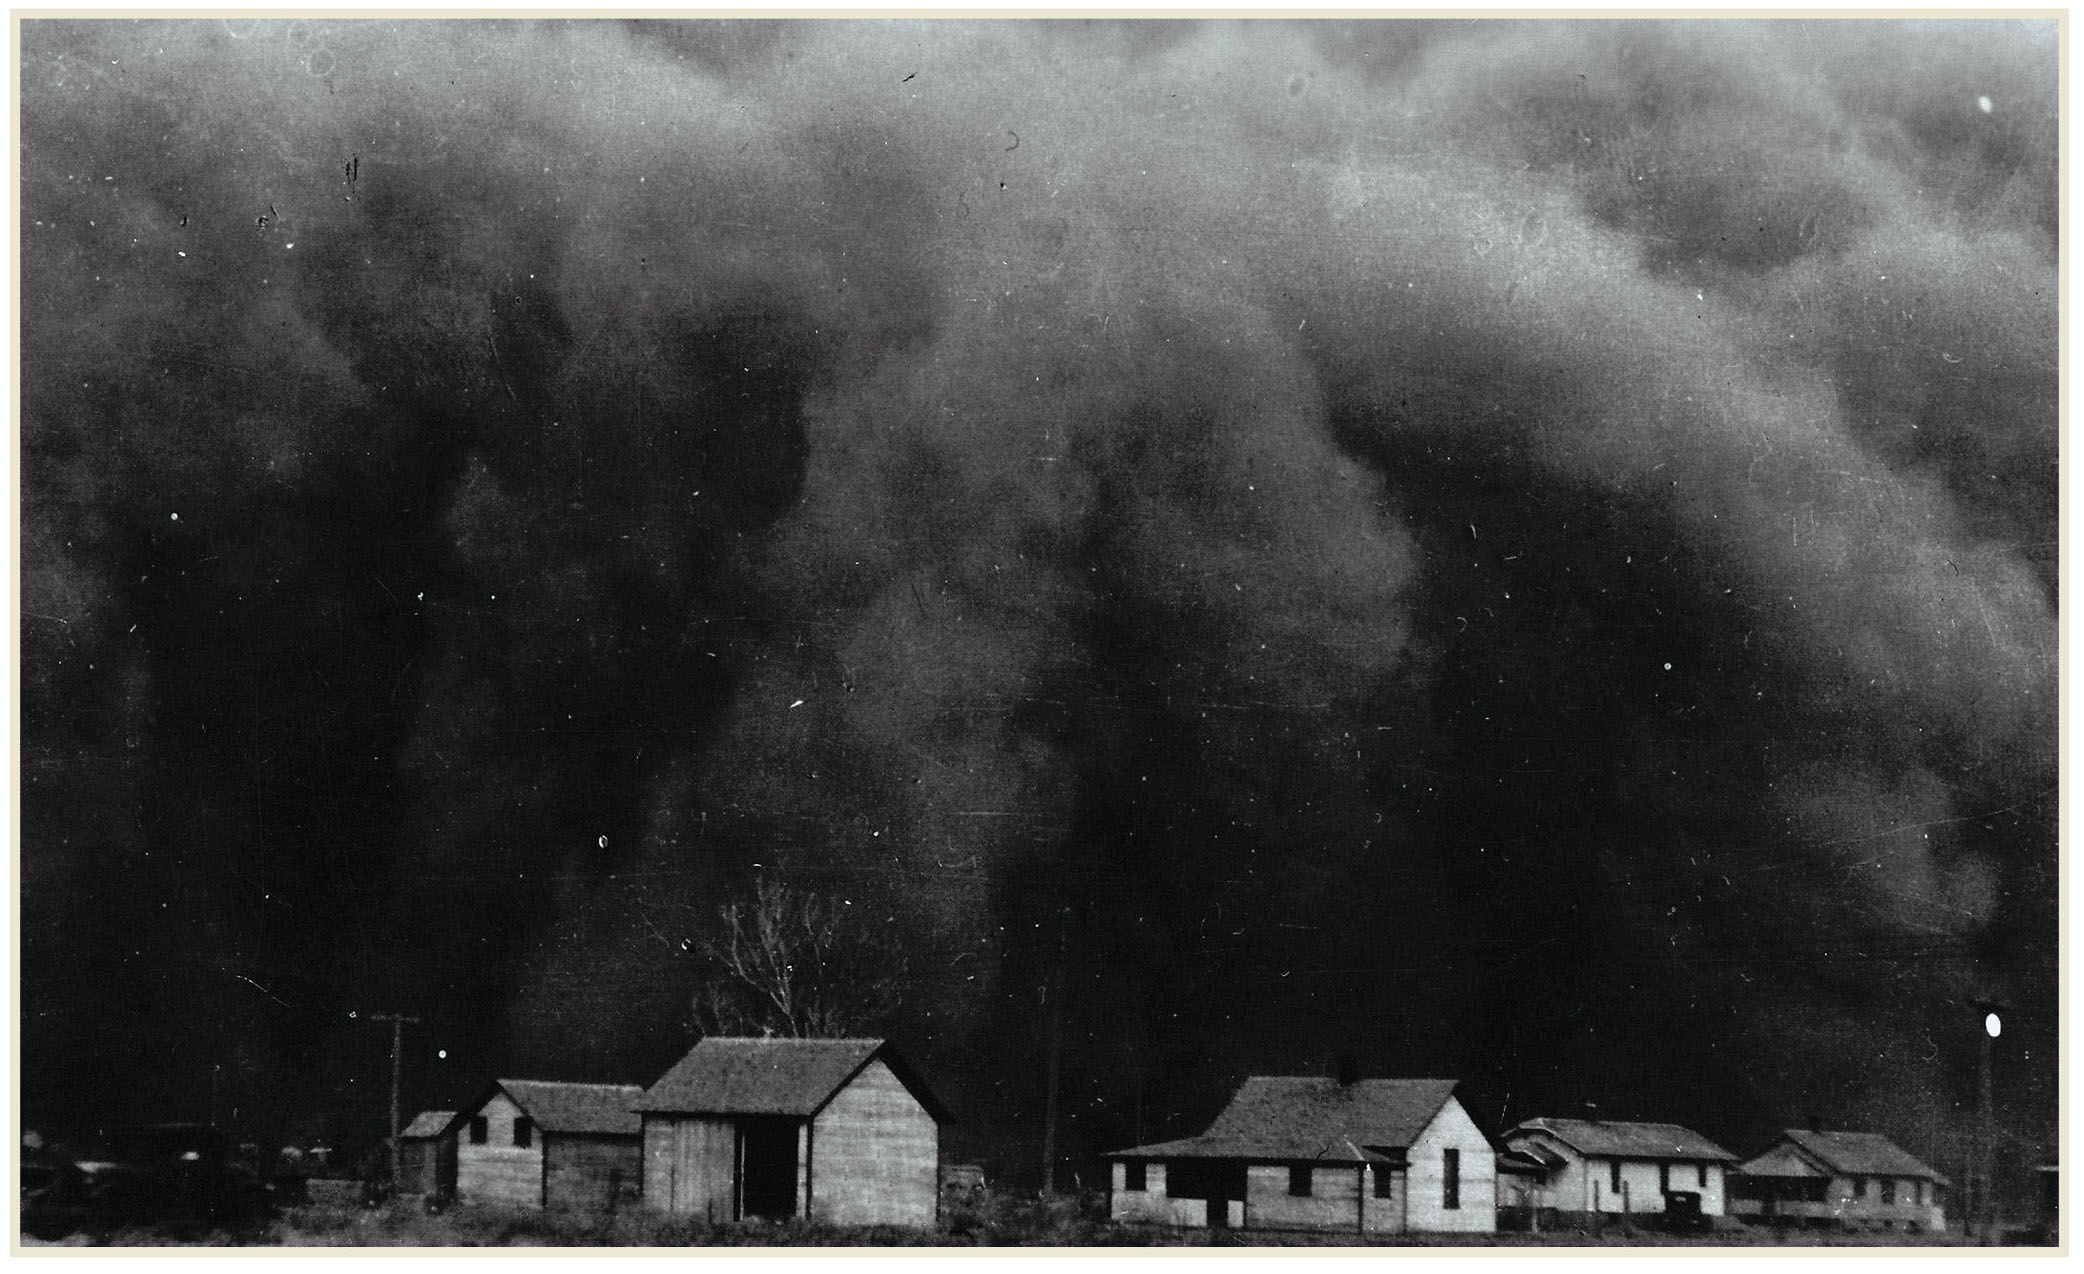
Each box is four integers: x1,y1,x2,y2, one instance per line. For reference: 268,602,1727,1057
468,1116,488,1145
1289,1165,1313,1197
1124,1161,1146,1192
1698,1162,1708,1188
513,1116,532,1149
1854,1176,1866,1198
1373,1166,1394,1199
1660,1162,1670,1192
1444,1149,1460,1209
1881,1178,1895,1206
1611,1160,1622,1194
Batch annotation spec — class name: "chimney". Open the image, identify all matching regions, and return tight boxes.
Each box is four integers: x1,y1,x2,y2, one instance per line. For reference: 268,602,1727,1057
1808,1115,1825,1133
1336,1055,1360,1087
1583,1102,1599,1124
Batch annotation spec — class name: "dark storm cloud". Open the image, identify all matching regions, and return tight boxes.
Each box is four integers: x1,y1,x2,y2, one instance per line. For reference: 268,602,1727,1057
21,17,2053,1176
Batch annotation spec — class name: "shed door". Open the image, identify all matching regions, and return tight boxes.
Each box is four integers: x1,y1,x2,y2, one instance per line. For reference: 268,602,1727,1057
740,1117,800,1220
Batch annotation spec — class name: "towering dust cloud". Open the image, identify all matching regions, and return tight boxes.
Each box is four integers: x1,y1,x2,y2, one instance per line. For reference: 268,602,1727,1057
20,18,2055,1184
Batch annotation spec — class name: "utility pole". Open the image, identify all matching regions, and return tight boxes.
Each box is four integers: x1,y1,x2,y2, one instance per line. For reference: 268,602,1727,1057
369,1013,420,1190
1040,905,1068,1196
1974,999,2007,1243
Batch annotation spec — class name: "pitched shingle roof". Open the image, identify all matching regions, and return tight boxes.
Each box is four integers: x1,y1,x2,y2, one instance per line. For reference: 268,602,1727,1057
401,1110,455,1139
495,1080,645,1136
1776,1129,1947,1184
636,1037,940,1118
1509,1118,1736,1162
1106,1077,1463,1162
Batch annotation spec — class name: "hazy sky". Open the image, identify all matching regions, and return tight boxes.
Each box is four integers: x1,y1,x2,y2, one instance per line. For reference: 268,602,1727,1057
19,18,2056,1184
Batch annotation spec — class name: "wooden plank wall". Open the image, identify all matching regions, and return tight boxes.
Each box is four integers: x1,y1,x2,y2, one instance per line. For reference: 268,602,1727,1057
456,1091,544,1208
641,1114,735,1221
1243,1162,1364,1233
1404,1097,1496,1232
809,1057,938,1227
1108,1161,1211,1228
545,1133,642,1211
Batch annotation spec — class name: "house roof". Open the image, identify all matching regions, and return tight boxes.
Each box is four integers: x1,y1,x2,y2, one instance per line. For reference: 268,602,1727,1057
400,1110,455,1139
1772,1129,1948,1185
1508,1118,1737,1162
1496,1147,1553,1177
635,1037,949,1122
487,1080,646,1136
1106,1077,1463,1162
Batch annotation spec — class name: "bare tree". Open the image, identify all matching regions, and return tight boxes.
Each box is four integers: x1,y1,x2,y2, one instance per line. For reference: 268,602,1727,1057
690,876,907,1038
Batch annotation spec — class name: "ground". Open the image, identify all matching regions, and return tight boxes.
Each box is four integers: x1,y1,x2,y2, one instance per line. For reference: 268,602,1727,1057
15,1191,2026,1248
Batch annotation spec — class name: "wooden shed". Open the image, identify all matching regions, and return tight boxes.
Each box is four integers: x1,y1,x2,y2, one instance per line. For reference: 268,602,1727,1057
398,1109,457,1199
635,1037,948,1228
453,1079,644,1211
1104,1076,1497,1235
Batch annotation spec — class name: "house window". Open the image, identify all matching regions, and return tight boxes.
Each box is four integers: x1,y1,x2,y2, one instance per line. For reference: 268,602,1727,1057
1698,1163,1708,1189
1289,1165,1313,1197
513,1116,532,1149
1124,1161,1146,1192
1914,1180,1924,1205
1373,1165,1393,1200
1659,1162,1670,1192
1443,1149,1460,1209
1611,1160,1622,1194
1854,1176,1866,1199
468,1116,488,1145
1881,1178,1895,1206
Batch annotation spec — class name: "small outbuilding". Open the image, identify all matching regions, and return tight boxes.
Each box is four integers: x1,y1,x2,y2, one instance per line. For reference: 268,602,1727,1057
453,1079,644,1211
398,1109,457,1199
1730,1128,1947,1232
1103,1076,1497,1235
635,1037,948,1228
1501,1117,1737,1220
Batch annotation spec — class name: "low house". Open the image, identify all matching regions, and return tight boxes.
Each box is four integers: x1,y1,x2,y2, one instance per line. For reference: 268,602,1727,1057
1729,1129,1947,1232
1103,1076,1497,1235
1501,1118,1737,1219
398,1109,457,1199
453,1079,644,1211
635,1037,948,1228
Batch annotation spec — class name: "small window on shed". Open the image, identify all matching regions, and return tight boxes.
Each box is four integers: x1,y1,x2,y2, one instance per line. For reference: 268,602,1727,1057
1659,1162,1670,1192
1610,1159,1622,1194
1880,1178,1895,1206
1373,1165,1393,1199
1698,1162,1708,1188
1289,1165,1313,1196
513,1116,533,1149
1443,1149,1460,1209
1124,1161,1146,1192
469,1116,488,1145
1854,1176,1866,1199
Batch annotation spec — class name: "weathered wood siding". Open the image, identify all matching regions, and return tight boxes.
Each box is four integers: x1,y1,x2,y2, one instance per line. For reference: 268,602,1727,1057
544,1133,641,1211
457,1091,544,1208
642,1113,735,1220
1109,1161,1205,1227
1363,1165,1406,1234
809,1057,937,1227
1243,1162,1364,1233
1507,1129,1590,1213
1405,1097,1496,1232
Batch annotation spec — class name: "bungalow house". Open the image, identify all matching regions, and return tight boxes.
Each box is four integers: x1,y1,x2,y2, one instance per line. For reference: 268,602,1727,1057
1501,1118,1737,1220
453,1079,644,1211
1730,1129,1947,1232
635,1037,948,1228
398,1109,457,1199
1103,1076,1497,1235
